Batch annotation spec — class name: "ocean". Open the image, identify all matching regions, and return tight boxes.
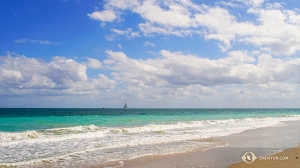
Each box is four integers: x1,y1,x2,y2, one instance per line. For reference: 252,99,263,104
1,108,300,167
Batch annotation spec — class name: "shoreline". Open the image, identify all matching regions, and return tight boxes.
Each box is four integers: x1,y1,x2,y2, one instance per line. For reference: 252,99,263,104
96,120,300,168
2,117,300,167
91,139,228,168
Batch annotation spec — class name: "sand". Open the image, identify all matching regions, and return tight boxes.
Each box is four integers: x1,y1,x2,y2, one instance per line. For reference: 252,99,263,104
92,121,300,168
97,144,300,168
228,144,300,168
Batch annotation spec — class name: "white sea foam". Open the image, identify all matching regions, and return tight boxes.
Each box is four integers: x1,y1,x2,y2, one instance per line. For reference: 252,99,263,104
1,115,300,167
1,115,300,144
0,131,40,141
44,124,101,133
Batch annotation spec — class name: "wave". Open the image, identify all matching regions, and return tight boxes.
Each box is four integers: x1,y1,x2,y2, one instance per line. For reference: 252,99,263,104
1,114,300,167
42,124,101,133
0,131,40,141
0,125,103,141
1,114,300,144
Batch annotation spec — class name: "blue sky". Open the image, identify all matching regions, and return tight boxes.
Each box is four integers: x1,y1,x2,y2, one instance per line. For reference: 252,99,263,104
1,0,300,108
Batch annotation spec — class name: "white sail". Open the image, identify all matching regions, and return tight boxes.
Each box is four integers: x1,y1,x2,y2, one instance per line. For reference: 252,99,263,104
124,103,127,109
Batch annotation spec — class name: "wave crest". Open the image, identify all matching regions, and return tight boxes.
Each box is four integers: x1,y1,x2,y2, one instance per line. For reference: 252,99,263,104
1,115,300,143
0,131,40,141
43,124,101,133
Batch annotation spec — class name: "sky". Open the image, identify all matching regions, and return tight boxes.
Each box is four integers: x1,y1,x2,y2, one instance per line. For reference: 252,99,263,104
1,0,300,108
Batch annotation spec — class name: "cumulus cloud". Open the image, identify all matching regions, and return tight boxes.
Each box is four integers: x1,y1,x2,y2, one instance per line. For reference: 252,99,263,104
257,82,297,92
89,0,300,56
88,10,117,22
93,49,300,105
0,54,116,96
193,6,300,55
133,0,194,28
103,50,300,88
83,57,103,69
2,50,300,106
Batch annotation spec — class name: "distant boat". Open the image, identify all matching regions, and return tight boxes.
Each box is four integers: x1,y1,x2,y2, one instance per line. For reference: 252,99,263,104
124,103,127,109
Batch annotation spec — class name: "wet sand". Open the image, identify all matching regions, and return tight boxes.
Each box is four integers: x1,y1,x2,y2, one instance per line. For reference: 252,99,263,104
94,121,300,168
229,144,300,168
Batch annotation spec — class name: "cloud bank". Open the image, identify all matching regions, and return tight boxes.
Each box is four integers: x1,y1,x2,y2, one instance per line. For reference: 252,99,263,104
0,54,115,97
104,50,300,87
89,0,300,56
1,48,300,107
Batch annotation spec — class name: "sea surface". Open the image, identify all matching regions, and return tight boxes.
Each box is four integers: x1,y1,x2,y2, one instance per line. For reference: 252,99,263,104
1,108,300,167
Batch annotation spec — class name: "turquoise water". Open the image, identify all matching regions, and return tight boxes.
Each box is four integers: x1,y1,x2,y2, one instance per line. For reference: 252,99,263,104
0,108,300,132
1,108,300,167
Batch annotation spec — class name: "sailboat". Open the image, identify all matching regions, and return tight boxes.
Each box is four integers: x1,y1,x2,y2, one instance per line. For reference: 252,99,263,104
123,103,127,109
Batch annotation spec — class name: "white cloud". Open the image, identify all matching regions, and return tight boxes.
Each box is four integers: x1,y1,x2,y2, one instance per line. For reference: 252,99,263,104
143,41,155,47
104,28,140,41
96,49,300,106
194,6,237,51
130,31,140,37
139,22,195,37
252,0,265,7
111,28,132,35
118,44,122,48
90,0,300,56
104,50,300,88
194,6,300,55
132,0,194,28
147,50,159,57
265,2,284,10
105,0,140,10
2,50,300,106
240,8,300,56
104,34,116,41
83,57,103,69
237,0,265,7
0,54,116,96
14,39,60,44
216,1,241,8
88,10,117,22
257,82,297,92
112,84,217,102
92,74,116,90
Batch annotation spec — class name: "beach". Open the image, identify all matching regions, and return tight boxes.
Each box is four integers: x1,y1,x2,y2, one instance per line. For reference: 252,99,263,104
102,120,300,168
3,0,300,167
229,144,300,168
1,108,300,167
